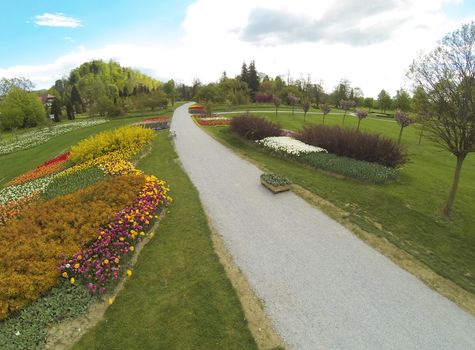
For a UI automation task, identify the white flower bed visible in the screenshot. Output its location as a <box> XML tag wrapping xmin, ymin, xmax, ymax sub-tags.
<box><xmin>0</xmin><ymin>119</ymin><xmax>109</xmax><ymax>155</ymax></box>
<box><xmin>0</xmin><ymin>175</ymin><xmax>55</xmax><ymax>204</ymax></box>
<box><xmin>258</xmin><ymin>136</ymin><xmax>327</xmax><ymax>156</ymax></box>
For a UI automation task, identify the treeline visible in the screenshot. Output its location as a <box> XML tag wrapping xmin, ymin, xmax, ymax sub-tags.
<box><xmin>176</xmin><ymin>61</ymin><xmax>425</xmax><ymax>115</ymax></box>
<box><xmin>0</xmin><ymin>60</ymin><xmax>178</xmax><ymax>133</ymax></box>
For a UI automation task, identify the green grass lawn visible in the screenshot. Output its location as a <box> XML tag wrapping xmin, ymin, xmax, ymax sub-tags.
<box><xmin>73</xmin><ymin>131</ymin><xmax>257</xmax><ymax>350</ymax></box>
<box><xmin>204</xmin><ymin>112</ymin><xmax>475</xmax><ymax>296</ymax></box>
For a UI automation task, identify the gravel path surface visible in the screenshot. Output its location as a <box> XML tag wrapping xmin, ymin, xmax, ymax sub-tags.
<box><xmin>171</xmin><ymin>103</ymin><xmax>475</xmax><ymax>350</ymax></box>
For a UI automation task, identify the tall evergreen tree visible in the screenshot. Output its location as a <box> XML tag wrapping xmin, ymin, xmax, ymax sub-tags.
<box><xmin>247</xmin><ymin>60</ymin><xmax>260</xmax><ymax>102</ymax></box>
<box><xmin>240</xmin><ymin>62</ymin><xmax>249</xmax><ymax>83</ymax></box>
<box><xmin>71</xmin><ymin>85</ymin><xmax>83</xmax><ymax>113</ymax></box>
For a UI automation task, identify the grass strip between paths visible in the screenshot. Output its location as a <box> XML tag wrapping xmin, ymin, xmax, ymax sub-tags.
<box><xmin>73</xmin><ymin>131</ymin><xmax>258</xmax><ymax>350</ymax></box>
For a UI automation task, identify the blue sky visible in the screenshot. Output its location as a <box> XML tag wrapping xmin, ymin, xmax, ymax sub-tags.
<box><xmin>1</xmin><ymin>0</ymin><xmax>474</xmax><ymax>97</ymax></box>
<box><xmin>0</xmin><ymin>1</ymin><xmax>191</xmax><ymax>66</ymax></box>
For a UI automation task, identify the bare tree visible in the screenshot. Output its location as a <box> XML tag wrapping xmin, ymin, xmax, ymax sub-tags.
<box><xmin>320</xmin><ymin>103</ymin><xmax>331</xmax><ymax>125</ymax></box>
<box><xmin>273</xmin><ymin>95</ymin><xmax>281</xmax><ymax>117</ymax></box>
<box><xmin>409</xmin><ymin>21</ymin><xmax>475</xmax><ymax>216</ymax></box>
<box><xmin>302</xmin><ymin>98</ymin><xmax>310</xmax><ymax>123</ymax></box>
<box><xmin>340</xmin><ymin>99</ymin><xmax>355</xmax><ymax>125</ymax></box>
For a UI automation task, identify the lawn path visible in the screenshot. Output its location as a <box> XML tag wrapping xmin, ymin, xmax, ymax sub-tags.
<box><xmin>171</xmin><ymin>103</ymin><xmax>475</xmax><ymax>350</ymax></box>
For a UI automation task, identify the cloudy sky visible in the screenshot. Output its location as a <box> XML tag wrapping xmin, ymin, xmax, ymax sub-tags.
<box><xmin>1</xmin><ymin>0</ymin><xmax>474</xmax><ymax>97</ymax></box>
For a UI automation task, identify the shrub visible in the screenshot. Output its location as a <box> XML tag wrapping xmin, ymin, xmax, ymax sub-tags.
<box><xmin>0</xmin><ymin>175</ymin><xmax>145</xmax><ymax>320</ymax></box>
<box><xmin>297</xmin><ymin>125</ymin><xmax>408</xmax><ymax>168</ymax></box>
<box><xmin>70</xmin><ymin>126</ymin><xmax>154</xmax><ymax>164</ymax></box>
<box><xmin>230</xmin><ymin>115</ymin><xmax>282</xmax><ymax>140</ymax></box>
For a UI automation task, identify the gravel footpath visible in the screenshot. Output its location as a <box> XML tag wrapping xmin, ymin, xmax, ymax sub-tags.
<box><xmin>171</xmin><ymin>103</ymin><xmax>475</xmax><ymax>350</ymax></box>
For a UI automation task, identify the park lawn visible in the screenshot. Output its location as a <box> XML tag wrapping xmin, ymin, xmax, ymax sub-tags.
<box><xmin>0</xmin><ymin>111</ymin><xmax>174</xmax><ymax>187</ymax></box>
<box><xmin>204</xmin><ymin>113</ymin><xmax>475</xmax><ymax>296</ymax></box>
<box><xmin>73</xmin><ymin>131</ymin><xmax>258</xmax><ymax>350</ymax></box>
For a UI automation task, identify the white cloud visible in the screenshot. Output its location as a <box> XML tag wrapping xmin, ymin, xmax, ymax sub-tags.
<box><xmin>34</xmin><ymin>13</ymin><xmax>82</xmax><ymax>28</ymax></box>
<box><xmin>1</xmin><ymin>1</ymin><xmax>473</xmax><ymax>97</ymax></box>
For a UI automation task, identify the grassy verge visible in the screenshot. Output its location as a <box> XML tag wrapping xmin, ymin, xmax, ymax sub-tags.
<box><xmin>73</xmin><ymin>131</ymin><xmax>258</xmax><ymax>350</ymax></box>
<box><xmin>205</xmin><ymin>126</ymin><xmax>475</xmax><ymax>297</ymax></box>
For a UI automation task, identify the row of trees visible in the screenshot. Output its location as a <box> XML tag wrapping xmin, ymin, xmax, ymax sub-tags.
<box><xmin>178</xmin><ymin>61</ymin><xmax>425</xmax><ymax>117</ymax></box>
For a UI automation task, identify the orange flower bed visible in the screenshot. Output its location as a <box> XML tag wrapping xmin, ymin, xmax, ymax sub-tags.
<box><xmin>143</xmin><ymin>116</ymin><xmax>169</xmax><ymax>122</ymax></box>
<box><xmin>0</xmin><ymin>175</ymin><xmax>145</xmax><ymax>320</ymax></box>
<box><xmin>8</xmin><ymin>152</ymin><xmax>70</xmax><ymax>186</ymax></box>
<box><xmin>0</xmin><ymin>194</ymin><xmax>38</xmax><ymax>226</ymax></box>
<box><xmin>196</xmin><ymin>119</ymin><xmax>231</xmax><ymax>126</ymax></box>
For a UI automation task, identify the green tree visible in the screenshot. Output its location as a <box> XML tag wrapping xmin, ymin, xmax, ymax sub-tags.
<box><xmin>247</xmin><ymin>60</ymin><xmax>260</xmax><ymax>102</ymax></box>
<box><xmin>163</xmin><ymin>80</ymin><xmax>177</xmax><ymax>106</ymax></box>
<box><xmin>393</xmin><ymin>89</ymin><xmax>412</xmax><ymax>112</ymax></box>
<box><xmin>377</xmin><ymin>89</ymin><xmax>392</xmax><ymax>113</ymax></box>
<box><xmin>50</xmin><ymin>98</ymin><xmax>62</xmax><ymax>122</ymax></box>
<box><xmin>364</xmin><ymin>97</ymin><xmax>374</xmax><ymax>112</ymax></box>
<box><xmin>0</xmin><ymin>88</ymin><xmax>46</xmax><ymax>129</ymax></box>
<box><xmin>409</xmin><ymin>21</ymin><xmax>475</xmax><ymax>216</ymax></box>
<box><xmin>411</xmin><ymin>85</ymin><xmax>431</xmax><ymax>145</ymax></box>
<box><xmin>0</xmin><ymin>77</ymin><xmax>34</xmax><ymax>96</ymax></box>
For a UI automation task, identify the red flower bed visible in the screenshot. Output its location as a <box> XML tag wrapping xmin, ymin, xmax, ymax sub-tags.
<box><xmin>143</xmin><ymin>116</ymin><xmax>169</xmax><ymax>122</ymax></box>
<box><xmin>8</xmin><ymin>152</ymin><xmax>70</xmax><ymax>186</ymax></box>
<box><xmin>197</xmin><ymin>119</ymin><xmax>231</xmax><ymax>126</ymax></box>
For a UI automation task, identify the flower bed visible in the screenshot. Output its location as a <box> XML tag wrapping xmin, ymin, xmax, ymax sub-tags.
<box><xmin>0</xmin><ymin>124</ymin><xmax>172</xmax><ymax>321</ymax></box>
<box><xmin>258</xmin><ymin>136</ymin><xmax>327</xmax><ymax>156</ymax></box>
<box><xmin>0</xmin><ymin>175</ymin><xmax>147</xmax><ymax>320</ymax></box>
<box><xmin>0</xmin><ymin>175</ymin><xmax>55</xmax><ymax>205</ymax></box>
<box><xmin>260</xmin><ymin>173</ymin><xmax>291</xmax><ymax>193</ymax></box>
<box><xmin>196</xmin><ymin>119</ymin><xmax>231</xmax><ymax>126</ymax></box>
<box><xmin>8</xmin><ymin>152</ymin><xmax>70</xmax><ymax>186</ymax></box>
<box><xmin>60</xmin><ymin>175</ymin><xmax>170</xmax><ymax>293</ymax></box>
<box><xmin>188</xmin><ymin>104</ymin><xmax>205</xmax><ymax>115</ymax></box>
<box><xmin>0</xmin><ymin>119</ymin><xmax>108</xmax><ymax>155</ymax></box>
<box><xmin>70</xmin><ymin>125</ymin><xmax>153</xmax><ymax>164</ymax></box>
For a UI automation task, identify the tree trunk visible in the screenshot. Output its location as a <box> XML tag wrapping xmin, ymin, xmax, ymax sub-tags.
<box><xmin>398</xmin><ymin>126</ymin><xmax>404</xmax><ymax>144</ymax></box>
<box><xmin>443</xmin><ymin>155</ymin><xmax>466</xmax><ymax>216</ymax></box>
<box><xmin>323</xmin><ymin>114</ymin><xmax>326</xmax><ymax>125</ymax></box>
<box><xmin>418</xmin><ymin>125</ymin><xmax>424</xmax><ymax>145</ymax></box>
<box><xmin>357</xmin><ymin>119</ymin><xmax>361</xmax><ymax>131</ymax></box>
<box><xmin>275</xmin><ymin>107</ymin><xmax>278</xmax><ymax>117</ymax></box>
<box><xmin>304</xmin><ymin>111</ymin><xmax>307</xmax><ymax>123</ymax></box>
<box><xmin>342</xmin><ymin>111</ymin><xmax>347</xmax><ymax>125</ymax></box>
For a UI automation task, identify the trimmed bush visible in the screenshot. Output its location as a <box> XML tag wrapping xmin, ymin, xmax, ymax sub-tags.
<box><xmin>297</xmin><ymin>125</ymin><xmax>407</xmax><ymax>168</ymax></box>
<box><xmin>230</xmin><ymin>115</ymin><xmax>282</xmax><ymax>140</ymax></box>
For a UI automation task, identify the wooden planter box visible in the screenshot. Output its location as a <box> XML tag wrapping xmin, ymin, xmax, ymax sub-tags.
<box><xmin>260</xmin><ymin>177</ymin><xmax>291</xmax><ymax>193</ymax></box>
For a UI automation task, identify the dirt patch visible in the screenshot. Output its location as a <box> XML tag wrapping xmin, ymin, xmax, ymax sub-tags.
<box><xmin>292</xmin><ymin>185</ymin><xmax>475</xmax><ymax>316</ymax></box>
<box><xmin>207</xmin><ymin>218</ymin><xmax>287</xmax><ymax>350</ymax></box>
<box><xmin>44</xmin><ymin>215</ymin><xmax>164</xmax><ymax>350</ymax></box>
